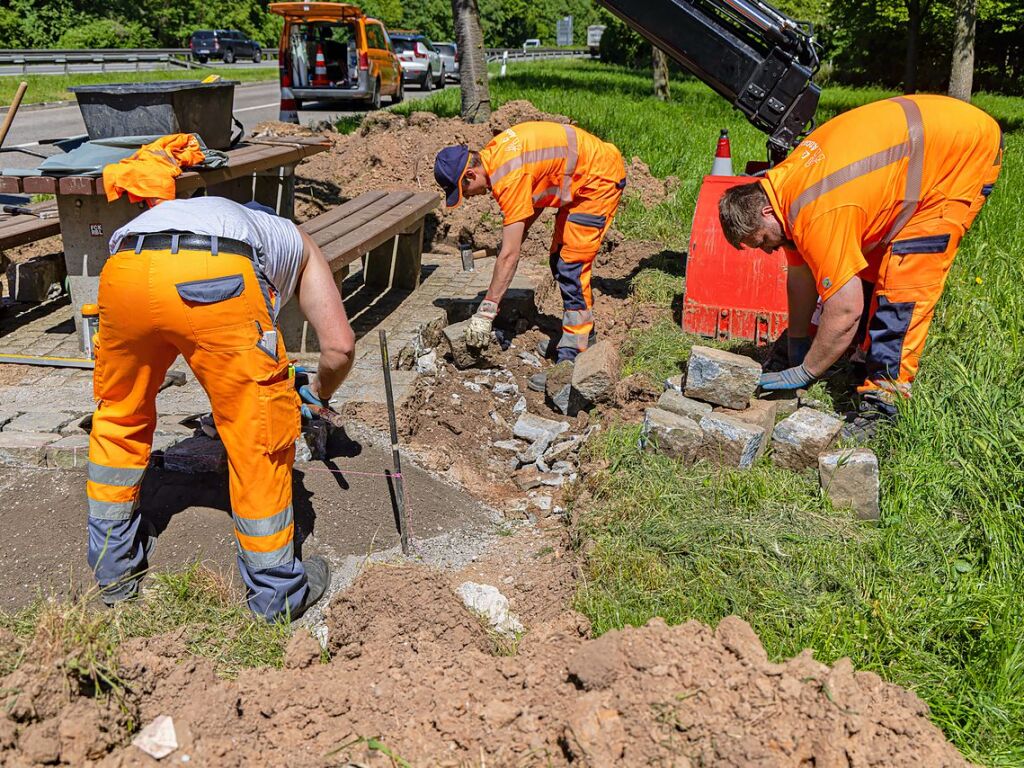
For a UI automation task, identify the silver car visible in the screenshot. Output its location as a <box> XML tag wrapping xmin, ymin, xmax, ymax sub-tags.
<box><xmin>435</xmin><ymin>42</ymin><xmax>460</xmax><ymax>82</ymax></box>
<box><xmin>391</xmin><ymin>33</ymin><xmax>445</xmax><ymax>90</ymax></box>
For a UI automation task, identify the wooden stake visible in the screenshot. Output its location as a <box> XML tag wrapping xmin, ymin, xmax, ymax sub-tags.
<box><xmin>0</xmin><ymin>82</ymin><xmax>29</xmax><ymax>150</ymax></box>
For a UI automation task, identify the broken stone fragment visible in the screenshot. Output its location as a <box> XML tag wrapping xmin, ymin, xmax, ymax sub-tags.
<box><xmin>295</xmin><ymin>419</ymin><xmax>328</xmax><ymax>463</ymax></box>
<box><xmin>657</xmin><ymin>391</ymin><xmax>712</xmax><ymax>423</ymax></box>
<box><xmin>640</xmin><ymin>407</ymin><xmax>703</xmax><ymax>464</ymax></box>
<box><xmin>545</xmin><ymin>360</ymin><xmax>576</xmax><ymax>415</ymax></box>
<box><xmin>493</xmin><ymin>439</ymin><xmax>526</xmax><ymax>453</ymax></box>
<box><xmin>818</xmin><ymin>447</ymin><xmax>880</xmax><ymax>519</ymax></box>
<box><xmin>663</xmin><ymin>373</ymin><xmax>684</xmax><ymax>393</ymax></box>
<box><xmin>544</xmin><ymin>436</ymin><xmax>581</xmax><ymax>463</ymax></box>
<box><xmin>414</xmin><ymin>349</ymin><xmax>438</xmax><ymax>375</ymax></box>
<box><xmin>513</xmin><ymin>412</ymin><xmax>570</xmax><ymax>444</ymax></box>
<box><xmin>455</xmin><ymin>582</ymin><xmax>524</xmax><ymax>637</ymax></box>
<box><xmin>571</xmin><ymin>341</ymin><xmax>620</xmax><ymax>405</ymax></box>
<box><xmin>684</xmin><ymin>345</ymin><xmax>761</xmax><ymax>410</ymax></box>
<box><xmin>771</xmin><ymin>407</ymin><xmax>843</xmax><ymax>471</ymax></box>
<box><xmin>163</xmin><ymin>434</ymin><xmax>227</xmax><ymax>474</ymax></box>
<box><xmin>442</xmin><ymin>320</ymin><xmax>498</xmax><ymax>370</ymax></box>
<box><xmin>713</xmin><ymin>398</ymin><xmax>779</xmax><ymax>461</ymax></box>
<box><xmin>513</xmin><ymin>466</ymin><xmax>544</xmax><ymax>490</ymax></box>
<box><xmin>517</xmin><ymin>434</ymin><xmax>553</xmax><ymax>466</ymax></box>
<box><xmin>699</xmin><ymin>412</ymin><xmax>766</xmax><ymax>469</ymax></box>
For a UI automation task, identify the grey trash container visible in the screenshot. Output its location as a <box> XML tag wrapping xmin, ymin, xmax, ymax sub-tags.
<box><xmin>69</xmin><ymin>80</ymin><xmax>239</xmax><ymax>150</ymax></box>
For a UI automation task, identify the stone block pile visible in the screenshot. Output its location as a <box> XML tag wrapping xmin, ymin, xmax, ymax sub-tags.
<box><xmin>640</xmin><ymin>345</ymin><xmax>880</xmax><ymax>519</ymax></box>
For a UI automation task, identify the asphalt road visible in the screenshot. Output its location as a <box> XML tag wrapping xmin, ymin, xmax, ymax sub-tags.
<box><xmin>0</xmin><ymin>59</ymin><xmax>276</xmax><ymax>77</ymax></box>
<box><xmin>0</xmin><ymin>79</ymin><xmax>450</xmax><ymax>168</ymax></box>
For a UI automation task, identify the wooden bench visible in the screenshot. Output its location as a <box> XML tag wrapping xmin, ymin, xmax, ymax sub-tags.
<box><xmin>0</xmin><ymin>199</ymin><xmax>60</xmax><ymax>251</ymax></box>
<box><xmin>280</xmin><ymin>189</ymin><xmax>439</xmax><ymax>353</ymax></box>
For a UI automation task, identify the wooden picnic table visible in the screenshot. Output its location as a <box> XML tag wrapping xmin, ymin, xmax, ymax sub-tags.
<box><xmin>0</xmin><ymin>136</ymin><xmax>329</xmax><ymax>332</ymax></box>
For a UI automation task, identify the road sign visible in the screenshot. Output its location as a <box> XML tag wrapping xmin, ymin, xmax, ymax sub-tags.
<box><xmin>557</xmin><ymin>16</ymin><xmax>573</xmax><ymax>47</ymax></box>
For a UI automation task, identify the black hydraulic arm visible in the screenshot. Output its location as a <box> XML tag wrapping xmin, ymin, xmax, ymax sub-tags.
<box><xmin>596</xmin><ymin>0</ymin><xmax>821</xmax><ymax>163</ymax></box>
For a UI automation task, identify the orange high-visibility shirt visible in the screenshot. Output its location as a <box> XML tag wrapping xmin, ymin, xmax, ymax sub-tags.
<box><xmin>761</xmin><ymin>94</ymin><xmax>1001</xmax><ymax>300</ymax></box>
<box><xmin>480</xmin><ymin>121</ymin><xmax>623</xmax><ymax>225</ymax></box>
<box><xmin>103</xmin><ymin>133</ymin><xmax>207</xmax><ymax>205</ymax></box>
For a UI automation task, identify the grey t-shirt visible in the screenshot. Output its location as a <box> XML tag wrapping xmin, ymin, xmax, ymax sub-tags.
<box><xmin>109</xmin><ymin>197</ymin><xmax>305</xmax><ymax>317</ymax></box>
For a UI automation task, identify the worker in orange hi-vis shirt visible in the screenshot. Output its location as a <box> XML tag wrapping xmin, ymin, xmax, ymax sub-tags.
<box><xmin>434</xmin><ymin>121</ymin><xmax>626</xmax><ymax>391</ymax></box>
<box><xmin>718</xmin><ymin>95</ymin><xmax>1002</xmax><ymax>440</ymax></box>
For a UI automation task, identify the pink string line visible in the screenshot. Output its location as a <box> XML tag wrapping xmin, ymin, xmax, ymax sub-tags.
<box><xmin>302</xmin><ymin>466</ymin><xmax>402</xmax><ymax>480</ymax></box>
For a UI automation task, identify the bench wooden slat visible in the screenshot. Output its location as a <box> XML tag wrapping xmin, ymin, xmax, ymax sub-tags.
<box><xmin>0</xmin><ymin>177</ymin><xmax>23</xmax><ymax>193</ymax></box>
<box><xmin>0</xmin><ymin>204</ymin><xmax>61</xmax><ymax>248</ymax></box>
<box><xmin>309</xmin><ymin>191</ymin><xmax>414</xmax><ymax>251</ymax></box>
<box><xmin>300</xmin><ymin>190</ymin><xmax>389</xmax><ymax>236</ymax></box>
<box><xmin>23</xmin><ymin>176</ymin><xmax>57</xmax><ymax>194</ymax></box>
<box><xmin>177</xmin><ymin>142</ymin><xmax>323</xmax><ymax>193</ymax></box>
<box><xmin>321</xmin><ymin>192</ymin><xmax>438</xmax><ymax>268</ymax></box>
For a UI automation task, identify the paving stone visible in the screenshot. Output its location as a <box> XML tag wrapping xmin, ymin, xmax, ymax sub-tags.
<box><xmin>44</xmin><ymin>434</ymin><xmax>91</xmax><ymax>469</ymax></box>
<box><xmin>545</xmin><ymin>360</ymin><xmax>575</xmax><ymax>415</ymax></box>
<box><xmin>58</xmin><ymin>414</ymin><xmax>93</xmax><ymax>436</ymax></box>
<box><xmin>684</xmin><ymin>345</ymin><xmax>761</xmax><ymax>410</ymax></box>
<box><xmin>772</xmin><ymin>407</ymin><xmax>843</xmax><ymax>471</ymax></box>
<box><xmin>713</xmin><ymin>398</ymin><xmax>779</xmax><ymax>460</ymax></box>
<box><xmin>6</xmin><ymin>253</ymin><xmax>66</xmax><ymax>303</ymax></box>
<box><xmin>640</xmin><ymin>407</ymin><xmax>703</xmax><ymax>464</ymax></box>
<box><xmin>0</xmin><ymin>431</ymin><xmax>56</xmax><ymax>466</ymax></box>
<box><xmin>818</xmin><ymin>448</ymin><xmax>880</xmax><ymax>520</ymax></box>
<box><xmin>442</xmin><ymin>320</ymin><xmax>499</xmax><ymax>370</ymax></box>
<box><xmin>0</xmin><ymin>411</ymin><xmax>18</xmax><ymax>429</ymax></box>
<box><xmin>295</xmin><ymin>419</ymin><xmax>328</xmax><ymax>463</ymax></box>
<box><xmin>151</xmin><ymin>433</ymin><xmax>187</xmax><ymax>454</ymax></box>
<box><xmin>155</xmin><ymin>415</ymin><xmax>200</xmax><ymax>436</ymax></box>
<box><xmin>570</xmin><ymin>341</ymin><xmax>620</xmax><ymax>405</ymax></box>
<box><xmin>699</xmin><ymin>412</ymin><xmax>766</xmax><ymax>469</ymax></box>
<box><xmin>3</xmin><ymin>411</ymin><xmax>78</xmax><ymax>434</ymax></box>
<box><xmin>163</xmin><ymin>435</ymin><xmax>227</xmax><ymax>474</ymax></box>
<box><xmin>657</xmin><ymin>391</ymin><xmax>712</xmax><ymax>423</ymax></box>
<box><xmin>513</xmin><ymin>412</ymin><xmax>569</xmax><ymax>443</ymax></box>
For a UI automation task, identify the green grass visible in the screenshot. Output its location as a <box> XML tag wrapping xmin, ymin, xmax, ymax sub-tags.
<box><xmin>0</xmin><ymin>68</ymin><xmax>276</xmax><ymax>106</ymax></box>
<box><xmin>0</xmin><ymin>564</ymin><xmax>295</xmax><ymax>686</ymax></box>
<box><xmin>401</xmin><ymin>61</ymin><xmax>1024</xmax><ymax>765</ymax></box>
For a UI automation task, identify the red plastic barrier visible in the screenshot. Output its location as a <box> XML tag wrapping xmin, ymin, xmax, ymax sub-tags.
<box><xmin>683</xmin><ymin>175</ymin><xmax>789</xmax><ymax>346</ymax></box>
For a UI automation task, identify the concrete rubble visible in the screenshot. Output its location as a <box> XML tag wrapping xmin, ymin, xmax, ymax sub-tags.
<box><xmin>772</xmin><ymin>407</ymin><xmax>843</xmax><ymax>471</ymax></box>
<box><xmin>684</xmin><ymin>345</ymin><xmax>761</xmax><ymax>410</ymax></box>
<box><xmin>818</xmin><ymin>447</ymin><xmax>880</xmax><ymax>519</ymax></box>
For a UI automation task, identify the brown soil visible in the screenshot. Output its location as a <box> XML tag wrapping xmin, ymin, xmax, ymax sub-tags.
<box><xmin>0</xmin><ymin>559</ymin><xmax>972</xmax><ymax>767</ymax></box>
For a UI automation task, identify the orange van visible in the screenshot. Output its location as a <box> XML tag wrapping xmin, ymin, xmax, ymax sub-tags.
<box><xmin>269</xmin><ymin>2</ymin><xmax>403</xmax><ymax>109</ymax></box>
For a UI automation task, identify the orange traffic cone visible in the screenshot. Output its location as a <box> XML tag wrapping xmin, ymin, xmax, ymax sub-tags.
<box><xmin>279</xmin><ymin>71</ymin><xmax>299</xmax><ymax>124</ymax></box>
<box><xmin>711</xmin><ymin>128</ymin><xmax>734</xmax><ymax>176</ymax></box>
<box><xmin>312</xmin><ymin>44</ymin><xmax>329</xmax><ymax>87</ymax></box>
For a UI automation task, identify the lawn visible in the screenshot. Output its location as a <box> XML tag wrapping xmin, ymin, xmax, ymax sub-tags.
<box><xmin>0</xmin><ymin>67</ymin><xmax>276</xmax><ymax>106</ymax></box>
<box><xmin>406</xmin><ymin>61</ymin><xmax>1024</xmax><ymax>765</ymax></box>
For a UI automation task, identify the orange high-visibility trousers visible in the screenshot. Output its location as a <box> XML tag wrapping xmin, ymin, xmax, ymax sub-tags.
<box><xmin>549</xmin><ymin>146</ymin><xmax>626</xmax><ymax>362</ymax></box>
<box><xmin>858</xmin><ymin>131</ymin><xmax>1003</xmax><ymax>400</ymax></box>
<box><xmin>87</xmin><ymin>243</ymin><xmax>305</xmax><ymax>618</ymax></box>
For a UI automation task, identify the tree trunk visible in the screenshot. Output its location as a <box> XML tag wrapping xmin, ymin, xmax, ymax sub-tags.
<box><xmin>652</xmin><ymin>46</ymin><xmax>670</xmax><ymax>101</ymax></box>
<box><xmin>948</xmin><ymin>0</ymin><xmax>977</xmax><ymax>101</ymax></box>
<box><xmin>451</xmin><ymin>0</ymin><xmax>491</xmax><ymax>123</ymax></box>
<box><xmin>903</xmin><ymin>0</ymin><xmax>921</xmax><ymax>93</ymax></box>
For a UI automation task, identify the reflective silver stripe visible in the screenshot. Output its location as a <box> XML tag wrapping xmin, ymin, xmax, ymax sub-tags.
<box><xmin>234</xmin><ymin>504</ymin><xmax>293</xmax><ymax>539</ymax></box>
<box><xmin>880</xmin><ymin>96</ymin><xmax>924</xmax><ymax>248</ymax></box>
<box><xmin>787</xmin><ymin>141</ymin><xmax>910</xmax><ymax>229</ymax></box>
<box><xmin>238</xmin><ymin>540</ymin><xmax>294</xmax><ymax>570</ymax></box>
<box><xmin>563</xmin><ymin>309</ymin><xmax>594</xmax><ymax>326</ymax></box>
<box><xmin>88</xmin><ymin>462</ymin><xmax>145</xmax><ymax>487</ymax></box>
<box><xmin>532</xmin><ymin>186</ymin><xmax>561</xmax><ymax>204</ymax></box>
<box><xmin>557</xmin><ymin>331</ymin><xmax>591</xmax><ymax>349</ymax></box>
<box><xmin>489</xmin><ymin>146</ymin><xmax>568</xmax><ymax>186</ymax></box>
<box><xmin>561</xmin><ymin>125</ymin><xmax>578</xmax><ymax>203</ymax></box>
<box><xmin>88</xmin><ymin>498</ymin><xmax>137</xmax><ymax>521</ymax></box>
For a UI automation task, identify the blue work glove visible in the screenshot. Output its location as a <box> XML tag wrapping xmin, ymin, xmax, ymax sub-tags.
<box><xmin>294</xmin><ymin>365</ymin><xmax>328</xmax><ymax>419</ymax></box>
<box><xmin>759</xmin><ymin>363</ymin><xmax>816</xmax><ymax>391</ymax></box>
<box><xmin>788</xmin><ymin>335</ymin><xmax>812</xmax><ymax>367</ymax></box>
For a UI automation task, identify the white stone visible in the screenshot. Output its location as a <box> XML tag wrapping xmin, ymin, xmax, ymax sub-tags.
<box><xmin>132</xmin><ymin>715</ymin><xmax>177</xmax><ymax>760</ymax></box>
<box><xmin>456</xmin><ymin>582</ymin><xmax>524</xmax><ymax>637</ymax></box>
<box><xmin>513</xmin><ymin>412</ymin><xmax>569</xmax><ymax>443</ymax></box>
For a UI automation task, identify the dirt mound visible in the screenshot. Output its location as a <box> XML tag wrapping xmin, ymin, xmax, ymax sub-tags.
<box><xmin>274</xmin><ymin>99</ymin><xmax>674</xmax><ymax>260</ymax></box>
<box><xmin>0</xmin><ymin>566</ymin><xmax>972</xmax><ymax>767</ymax></box>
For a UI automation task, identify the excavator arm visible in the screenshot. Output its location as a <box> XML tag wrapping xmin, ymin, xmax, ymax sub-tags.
<box><xmin>596</xmin><ymin>0</ymin><xmax>821</xmax><ymax>163</ymax></box>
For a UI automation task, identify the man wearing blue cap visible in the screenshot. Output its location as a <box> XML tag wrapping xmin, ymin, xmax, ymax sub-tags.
<box><xmin>434</xmin><ymin>121</ymin><xmax>626</xmax><ymax>387</ymax></box>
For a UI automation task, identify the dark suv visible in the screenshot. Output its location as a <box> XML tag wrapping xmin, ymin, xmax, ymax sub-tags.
<box><xmin>190</xmin><ymin>30</ymin><xmax>262</xmax><ymax>64</ymax></box>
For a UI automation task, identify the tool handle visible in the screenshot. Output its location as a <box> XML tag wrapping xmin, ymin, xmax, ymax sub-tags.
<box><xmin>0</xmin><ymin>82</ymin><xmax>28</xmax><ymax>150</ymax></box>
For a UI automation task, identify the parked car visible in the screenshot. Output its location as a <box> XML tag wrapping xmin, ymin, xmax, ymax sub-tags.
<box><xmin>434</xmin><ymin>41</ymin><xmax>459</xmax><ymax>82</ymax></box>
<box><xmin>522</xmin><ymin>38</ymin><xmax>541</xmax><ymax>49</ymax></box>
<box><xmin>269</xmin><ymin>2</ymin><xmax>403</xmax><ymax>109</ymax></box>
<box><xmin>390</xmin><ymin>32</ymin><xmax>445</xmax><ymax>91</ymax></box>
<box><xmin>190</xmin><ymin>29</ymin><xmax>262</xmax><ymax>64</ymax></box>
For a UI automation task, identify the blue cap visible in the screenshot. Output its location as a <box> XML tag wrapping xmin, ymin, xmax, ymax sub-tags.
<box><xmin>434</xmin><ymin>145</ymin><xmax>470</xmax><ymax>208</ymax></box>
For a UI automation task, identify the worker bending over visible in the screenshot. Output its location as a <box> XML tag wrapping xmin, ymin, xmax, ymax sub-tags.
<box><xmin>87</xmin><ymin>197</ymin><xmax>355</xmax><ymax>620</ymax></box>
<box><xmin>719</xmin><ymin>95</ymin><xmax>1001</xmax><ymax>437</ymax></box>
<box><xmin>434</xmin><ymin>121</ymin><xmax>626</xmax><ymax>389</ymax></box>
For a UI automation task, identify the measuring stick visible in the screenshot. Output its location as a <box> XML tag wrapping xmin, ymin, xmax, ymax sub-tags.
<box><xmin>378</xmin><ymin>329</ymin><xmax>409</xmax><ymax>554</ymax></box>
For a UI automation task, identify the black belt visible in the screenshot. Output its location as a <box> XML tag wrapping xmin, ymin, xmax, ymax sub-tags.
<box><xmin>116</xmin><ymin>233</ymin><xmax>254</xmax><ymax>259</ymax></box>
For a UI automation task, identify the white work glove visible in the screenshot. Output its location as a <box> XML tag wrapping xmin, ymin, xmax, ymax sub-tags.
<box><xmin>465</xmin><ymin>299</ymin><xmax>498</xmax><ymax>348</ymax></box>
